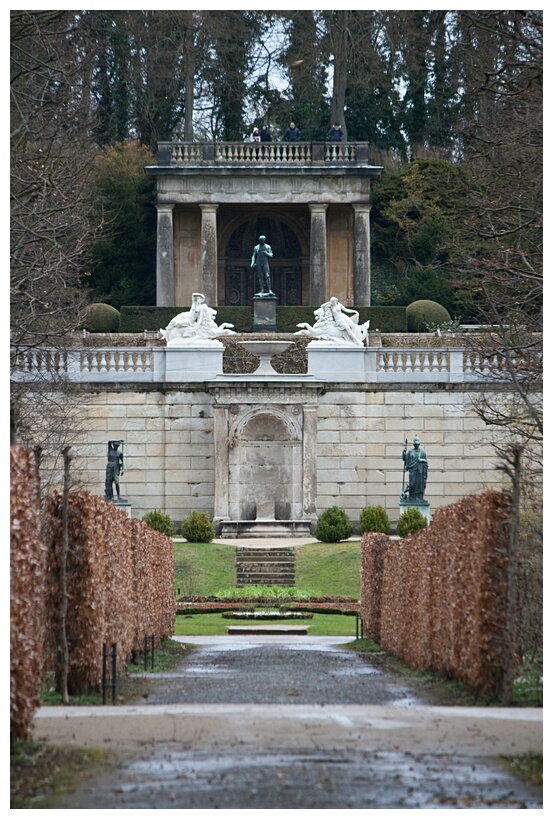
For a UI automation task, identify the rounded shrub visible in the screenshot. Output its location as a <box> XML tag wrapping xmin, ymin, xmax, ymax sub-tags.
<box><xmin>82</xmin><ymin>303</ymin><xmax>121</xmax><ymax>333</ymax></box>
<box><xmin>181</xmin><ymin>511</ymin><xmax>216</xmax><ymax>543</ymax></box>
<box><xmin>313</xmin><ymin>506</ymin><xmax>354</xmax><ymax>543</ymax></box>
<box><xmin>142</xmin><ymin>509</ymin><xmax>176</xmax><ymax>537</ymax></box>
<box><xmin>396</xmin><ymin>507</ymin><xmax>428</xmax><ymax>537</ymax></box>
<box><xmin>359</xmin><ymin>505</ymin><xmax>391</xmax><ymax>535</ymax></box>
<box><xmin>406</xmin><ymin>300</ymin><xmax>451</xmax><ymax>333</ymax></box>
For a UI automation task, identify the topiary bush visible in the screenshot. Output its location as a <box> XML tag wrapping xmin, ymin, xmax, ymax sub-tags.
<box><xmin>360</xmin><ymin>505</ymin><xmax>391</xmax><ymax>534</ymax></box>
<box><xmin>181</xmin><ymin>511</ymin><xmax>216</xmax><ymax>543</ymax></box>
<box><xmin>313</xmin><ymin>506</ymin><xmax>354</xmax><ymax>543</ymax></box>
<box><xmin>396</xmin><ymin>507</ymin><xmax>428</xmax><ymax>537</ymax></box>
<box><xmin>406</xmin><ymin>300</ymin><xmax>451</xmax><ymax>333</ymax></box>
<box><xmin>142</xmin><ymin>509</ymin><xmax>176</xmax><ymax>537</ymax></box>
<box><xmin>82</xmin><ymin>303</ymin><xmax>121</xmax><ymax>333</ymax></box>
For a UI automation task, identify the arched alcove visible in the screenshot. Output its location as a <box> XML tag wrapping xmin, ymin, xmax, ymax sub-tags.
<box><xmin>228</xmin><ymin>407</ymin><xmax>303</xmax><ymax>521</ymax></box>
<box><xmin>224</xmin><ymin>217</ymin><xmax>303</xmax><ymax>306</ymax></box>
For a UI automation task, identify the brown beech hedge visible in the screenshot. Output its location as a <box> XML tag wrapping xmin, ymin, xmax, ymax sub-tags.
<box><xmin>11</xmin><ymin>447</ymin><xmax>175</xmax><ymax>739</ymax></box>
<box><xmin>360</xmin><ymin>491</ymin><xmax>512</xmax><ymax>696</ymax></box>
<box><xmin>10</xmin><ymin>447</ymin><xmax>49</xmax><ymax>741</ymax></box>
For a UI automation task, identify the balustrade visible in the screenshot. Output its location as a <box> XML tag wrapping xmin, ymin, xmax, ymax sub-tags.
<box><xmin>11</xmin><ymin>345</ymin><xmax>505</xmax><ymax>384</ymax></box>
<box><xmin>158</xmin><ymin>141</ymin><xmax>370</xmax><ymax>167</ymax></box>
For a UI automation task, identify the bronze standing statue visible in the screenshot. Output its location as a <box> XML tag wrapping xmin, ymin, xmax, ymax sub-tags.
<box><xmin>104</xmin><ymin>440</ymin><xmax>125</xmax><ymax>502</ymax></box>
<box><xmin>251</xmin><ymin>235</ymin><xmax>275</xmax><ymax>297</ymax></box>
<box><xmin>401</xmin><ymin>436</ymin><xmax>428</xmax><ymax>501</ymax></box>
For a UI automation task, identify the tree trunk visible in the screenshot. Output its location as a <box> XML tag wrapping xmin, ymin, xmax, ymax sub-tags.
<box><xmin>502</xmin><ymin>444</ymin><xmax>522</xmax><ymax>705</ymax></box>
<box><xmin>58</xmin><ymin>446</ymin><xmax>72</xmax><ymax>703</ymax></box>
<box><xmin>329</xmin><ymin>11</ymin><xmax>349</xmax><ymax>141</ymax></box>
<box><xmin>183</xmin><ymin>14</ymin><xmax>195</xmax><ymax>141</ymax></box>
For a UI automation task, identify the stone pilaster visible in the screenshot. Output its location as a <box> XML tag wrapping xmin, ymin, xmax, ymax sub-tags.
<box><xmin>156</xmin><ymin>204</ymin><xmax>174</xmax><ymax>306</ymax></box>
<box><xmin>309</xmin><ymin>204</ymin><xmax>328</xmax><ymax>305</ymax></box>
<box><xmin>302</xmin><ymin>405</ymin><xmax>318</xmax><ymax>519</ymax></box>
<box><xmin>200</xmin><ymin>204</ymin><xmax>219</xmax><ymax>305</ymax></box>
<box><xmin>213</xmin><ymin>403</ymin><xmax>229</xmax><ymax>522</ymax></box>
<box><xmin>353</xmin><ymin>204</ymin><xmax>372</xmax><ymax>306</ymax></box>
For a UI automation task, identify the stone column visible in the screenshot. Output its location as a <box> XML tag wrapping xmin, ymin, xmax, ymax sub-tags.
<box><xmin>309</xmin><ymin>204</ymin><xmax>328</xmax><ymax>305</ymax></box>
<box><xmin>156</xmin><ymin>204</ymin><xmax>174</xmax><ymax>306</ymax></box>
<box><xmin>353</xmin><ymin>204</ymin><xmax>372</xmax><ymax>306</ymax></box>
<box><xmin>213</xmin><ymin>404</ymin><xmax>229</xmax><ymax>522</ymax></box>
<box><xmin>302</xmin><ymin>405</ymin><xmax>318</xmax><ymax>519</ymax></box>
<box><xmin>200</xmin><ymin>204</ymin><xmax>219</xmax><ymax>305</ymax></box>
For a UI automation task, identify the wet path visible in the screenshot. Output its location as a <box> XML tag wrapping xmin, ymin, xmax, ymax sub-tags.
<box><xmin>140</xmin><ymin>636</ymin><xmax>420</xmax><ymax>706</ymax></box>
<box><xmin>36</xmin><ymin>636</ymin><xmax>543</xmax><ymax>809</ymax></box>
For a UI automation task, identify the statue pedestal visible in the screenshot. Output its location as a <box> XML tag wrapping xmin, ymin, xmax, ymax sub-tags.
<box><xmin>253</xmin><ymin>296</ymin><xmax>277</xmax><ymax>332</ymax></box>
<box><xmin>112</xmin><ymin>500</ymin><xmax>132</xmax><ymax>518</ymax></box>
<box><xmin>399</xmin><ymin>499</ymin><xmax>431</xmax><ymax>526</ymax></box>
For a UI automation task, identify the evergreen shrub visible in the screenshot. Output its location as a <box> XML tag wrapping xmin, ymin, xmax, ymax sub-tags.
<box><xmin>82</xmin><ymin>303</ymin><xmax>121</xmax><ymax>333</ymax></box>
<box><xmin>120</xmin><ymin>306</ymin><xmax>252</xmax><ymax>333</ymax></box>
<box><xmin>276</xmin><ymin>306</ymin><xmax>407</xmax><ymax>333</ymax></box>
<box><xmin>406</xmin><ymin>300</ymin><xmax>451</xmax><ymax>332</ymax></box>
<box><xmin>360</xmin><ymin>505</ymin><xmax>391</xmax><ymax>534</ymax></box>
<box><xmin>396</xmin><ymin>507</ymin><xmax>428</xmax><ymax>537</ymax></box>
<box><xmin>181</xmin><ymin>511</ymin><xmax>216</xmax><ymax>543</ymax></box>
<box><xmin>142</xmin><ymin>509</ymin><xmax>176</xmax><ymax>537</ymax></box>
<box><xmin>314</xmin><ymin>506</ymin><xmax>354</xmax><ymax>543</ymax></box>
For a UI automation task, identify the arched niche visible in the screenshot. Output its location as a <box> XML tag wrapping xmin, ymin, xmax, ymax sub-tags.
<box><xmin>221</xmin><ymin>216</ymin><xmax>306</xmax><ymax>306</ymax></box>
<box><xmin>228</xmin><ymin>407</ymin><xmax>303</xmax><ymax>521</ymax></box>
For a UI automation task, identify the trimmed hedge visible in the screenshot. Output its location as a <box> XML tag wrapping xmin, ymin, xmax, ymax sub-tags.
<box><xmin>120</xmin><ymin>305</ymin><xmax>407</xmax><ymax>334</ymax></box>
<box><xmin>83</xmin><ymin>303</ymin><xmax>121</xmax><ymax>333</ymax></box>
<box><xmin>10</xmin><ymin>448</ymin><xmax>48</xmax><ymax>741</ymax></box>
<box><xmin>406</xmin><ymin>300</ymin><xmax>451</xmax><ymax>332</ymax></box>
<box><xmin>360</xmin><ymin>491</ymin><xmax>512</xmax><ymax>696</ymax></box>
<box><xmin>121</xmin><ymin>305</ymin><xmax>252</xmax><ymax>333</ymax></box>
<box><xmin>276</xmin><ymin>306</ymin><xmax>407</xmax><ymax>333</ymax></box>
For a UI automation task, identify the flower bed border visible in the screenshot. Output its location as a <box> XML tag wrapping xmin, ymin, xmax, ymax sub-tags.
<box><xmin>176</xmin><ymin>597</ymin><xmax>360</xmax><ymax>616</ymax></box>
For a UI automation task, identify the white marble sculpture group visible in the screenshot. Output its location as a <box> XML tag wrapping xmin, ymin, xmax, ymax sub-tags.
<box><xmin>160</xmin><ymin>294</ymin><xmax>369</xmax><ymax>347</ymax></box>
<box><xmin>295</xmin><ymin>297</ymin><xmax>370</xmax><ymax>346</ymax></box>
<box><xmin>160</xmin><ymin>293</ymin><xmax>236</xmax><ymax>345</ymax></box>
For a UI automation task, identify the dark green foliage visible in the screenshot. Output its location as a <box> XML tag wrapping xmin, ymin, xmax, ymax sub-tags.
<box><xmin>396</xmin><ymin>507</ymin><xmax>428</xmax><ymax>537</ymax></box>
<box><xmin>120</xmin><ymin>306</ymin><xmax>252</xmax><ymax>333</ymax></box>
<box><xmin>82</xmin><ymin>303</ymin><xmax>121</xmax><ymax>333</ymax></box>
<box><xmin>120</xmin><ymin>306</ymin><xmax>407</xmax><ymax>334</ymax></box>
<box><xmin>314</xmin><ymin>506</ymin><xmax>354</xmax><ymax>543</ymax></box>
<box><xmin>359</xmin><ymin>505</ymin><xmax>390</xmax><ymax>534</ymax></box>
<box><xmin>370</xmin><ymin>160</ymin><xmax>469</xmax><ymax>315</ymax></box>
<box><xmin>142</xmin><ymin>509</ymin><xmax>176</xmax><ymax>537</ymax></box>
<box><xmin>181</xmin><ymin>511</ymin><xmax>216</xmax><ymax>543</ymax></box>
<box><xmin>406</xmin><ymin>300</ymin><xmax>451</xmax><ymax>332</ymax></box>
<box><xmin>87</xmin><ymin>141</ymin><xmax>157</xmax><ymax>310</ymax></box>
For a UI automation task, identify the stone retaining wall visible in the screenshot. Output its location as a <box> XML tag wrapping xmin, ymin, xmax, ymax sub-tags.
<box><xmin>46</xmin><ymin>381</ymin><xmax>503</xmax><ymax>527</ymax></box>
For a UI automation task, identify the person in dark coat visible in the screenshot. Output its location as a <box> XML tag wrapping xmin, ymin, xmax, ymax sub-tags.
<box><xmin>327</xmin><ymin>122</ymin><xmax>343</xmax><ymax>142</ymax></box>
<box><xmin>284</xmin><ymin>122</ymin><xmax>301</xmax><ymax>141</ymax></box>
<box><xmin>260</xmin><ymin>125</ymin><xmax>272</xmax><ymax>142</ymax></box>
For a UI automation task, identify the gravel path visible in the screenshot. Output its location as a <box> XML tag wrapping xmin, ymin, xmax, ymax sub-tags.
<box><xmin>36</xmin><ymin>635</ymin><xmax>543</xmax><ymax>809</ymax></box>
<box><xmin>139</xmin><ymin>636</ymin><xmax>419</xmax><ymax>706</ymax></box>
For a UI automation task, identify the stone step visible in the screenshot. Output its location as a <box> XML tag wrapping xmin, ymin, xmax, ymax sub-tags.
<box><xmin>227</xmin><ymin>625</ymin><xmax>309</xmax><ymax>635</ymax></box>
<box><xmin>236</xmin><ymin>579</ymin><xmax>296</xmax><ymax>587</ymax></box>
<box><xmin>235</xmin><ymin>545</ymin><xmax>295</xmax><ymax>587</ymax></box>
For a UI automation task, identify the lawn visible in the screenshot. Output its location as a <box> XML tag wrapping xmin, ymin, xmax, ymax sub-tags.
<box><xmin>173</xmin><ymin>539</ymin><xmax>361</xmax><ymax>599</ymax></box>
<box><xmin>295</xmin><ymin>541</ymin><xmax>361</xmax><ymax>598</ymax></box>
<box><xmin>173</xmin><ymin>540</ymin><xmax>235</xmax><ymax>596</ymax></box>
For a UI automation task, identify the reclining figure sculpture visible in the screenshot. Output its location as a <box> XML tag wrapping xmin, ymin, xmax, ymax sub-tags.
<box><xmin>160</xmin><ymin>293</ymin><xmax>236</xmax><ymax>345</ymax></box>
<box><xmin>295</xmin><ymin>297</ymin><xmax>370</xmax><ymax>346</ymax></box>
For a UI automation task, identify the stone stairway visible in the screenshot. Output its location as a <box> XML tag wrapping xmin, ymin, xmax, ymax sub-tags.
<box><xmin>235</xmin><ymin>547</ymin><xmax>295</xmax><ymax>587</ymax></box>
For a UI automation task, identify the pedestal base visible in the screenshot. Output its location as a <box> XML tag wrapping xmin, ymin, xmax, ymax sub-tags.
<box><xmin>112</xmin><ymin>500</ymin><xmax>132</xmax><ymax>518</ymax></box>
<box><xmin>253</xmin><ymin>296</ymin><xmax>277</xmax><ymax>332</ymax></box>
<box><xmin>399</xmin><ymin>499</ymin><xmax>431</xmax><ymax>525</ymax></box>
<box><xmin>219</xmin><ymin>519</ymin><xmax>313</xmax><ymax>538</ymax></box>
